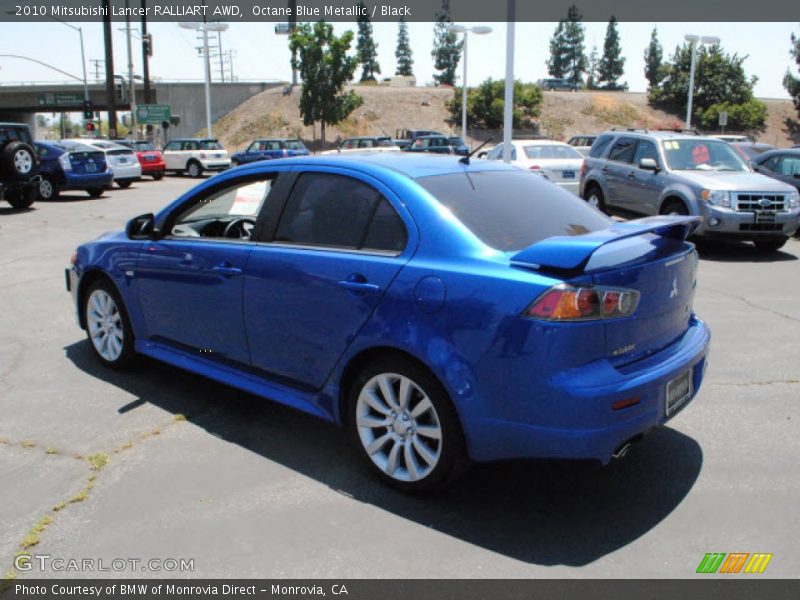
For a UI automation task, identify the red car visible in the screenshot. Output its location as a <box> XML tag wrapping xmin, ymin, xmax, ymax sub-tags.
<box><xmin>115</xmin><ymin>140</ymin><xmax>166</xmax><ymax>180</ymax></box>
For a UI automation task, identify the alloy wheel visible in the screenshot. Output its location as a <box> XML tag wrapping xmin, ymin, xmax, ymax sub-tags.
<box><xmin>86</xmin><ymin>289</ymin><xmax>124</xmax><ymax>362</ymax></box>
<box><xmin>14</xmin><ymin>149</ymin><xmax>33</xmax><ymax>174</ymax></box>
<box><xmin>355</xmin><ymin>372</ymin><xmax>443</xmax><ymax>483</ymax></box>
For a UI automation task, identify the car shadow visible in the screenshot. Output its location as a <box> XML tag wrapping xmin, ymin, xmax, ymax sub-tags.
<box><xmin>37</xmin><ymin>194</ymin><xmax>106</xmax><ymax>203</ymax></box>
<box><xmin>696</xmin><ymin>239</ymin><xmax>798</xmax><ymax>263</ymax></box>
<box><xmin>64</xmin><ymin>340</ymin><xmax>703</xmax><ymax>567</ymax></box>
<box><xmin>0</xmin><ymin>206</ymin><xmax>37</xmax><ymax>215</ymax></box>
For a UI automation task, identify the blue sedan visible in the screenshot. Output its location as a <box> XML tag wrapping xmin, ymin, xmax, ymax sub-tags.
<box><xmin>230</xmin><ymin>139</ymin><xmax>310</xmax><ymax>166</ymax></box>
<box><xmin>66</xmin><ymin>154</ymin><xmax>710</xmax><ymax>491</ymax></box>
<box><xmin>35</xmin><ymin>141</ymin><xmax>113</xmax><ymax>200</ymax></box>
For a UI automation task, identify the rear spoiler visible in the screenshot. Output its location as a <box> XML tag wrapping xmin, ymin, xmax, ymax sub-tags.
<box><xmin>510</xmin><ymin>216</ymin><xmax>701</xmax><ymax>273</ymax></box>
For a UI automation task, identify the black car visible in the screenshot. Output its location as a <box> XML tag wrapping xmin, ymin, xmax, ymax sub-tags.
<box><xmin>405</xmin><ymin>135</ymin><xmax>469</xmax><ymax>156</ymax></box>
<box><xmin>0</xmin><ymin>122</ymin><xmax>38</xmax><ymax>209</ymax></box>
<box><xmin>538</xmin><ymin>78</ymin><xmax>579</xmax><ymax>91</ymax></box>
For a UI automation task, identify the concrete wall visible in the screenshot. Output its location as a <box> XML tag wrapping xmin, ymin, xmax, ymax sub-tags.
<box><xmin>154</xmin><ymin>82</ymin><xmax>283</xmax><ymax>139</ymax></box>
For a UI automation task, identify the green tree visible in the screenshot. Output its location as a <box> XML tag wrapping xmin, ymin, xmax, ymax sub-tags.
<box><xmin>598</xmin><ymin>16</ymin><xmax>626</xmax><ymax>90</ymax></box>
<box><xmin>784</xmin><ymin>31</ymin><xmax>800</xmax><ymax>118</ymax></box>
<box><xmin>586</xmin><ymin>45</ymin><xmax>599</xmax><ymax>90</ymax></box>
<box><xmin>448</xmin><ymin>78</ymin><xmax>543</xmax><ymax>129</ymax></box>
<box><xmin>644</xmin><ymin>26</ymin><xmax>664</xmax><ymax>89</ymax></box>
<box><xmin>356</xmin><ymin>2</ymin><xmax>380</xmax><ymax>81</ymax></box>
<box><xmin>558</xmin><ymin>5</ymin><xmax>588</xmax><ymax>87</ymax></box>
<box><xmin>289</xmin><ymin>21</ymin><xmax>364</xmax><ymax>146</ymax></box>
<box><xmin>395</xmin><ymin>17</ymin><xmax>414</xmax><ymax>76</ymax></box>
<box><xmin>649</xmin><ymin>43</ymin><xmax>766</xmax><ymax>131</ymax></box>
<box><xmin>431</xmin><ymin>0</ymin><xmax>462</xmax><ymax>86</ymax></box>
<box><xmin>547</xmin><ymin>21</ymin><xmax>568</xmax><ymax>79</ymax></box>
<box><xmin>700</xmin><ymin>100</ymin><xmax>768</xmax><ymax>131</ymax></box>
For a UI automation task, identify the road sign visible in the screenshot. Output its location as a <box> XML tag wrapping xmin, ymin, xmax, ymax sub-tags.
<box><xmin>718</xmin><ymin>111</ymin><xmax>728</xmax><ymax>127</ymax></box>
<box><xmin>136</xmin><ymin>104</ymin><xmax>172</xmax><ymax>125</ymax></box>
<box><xmin>36</xmin><ymin>93</ymin><xmax>84</xmax><ymax>107</ymax></box>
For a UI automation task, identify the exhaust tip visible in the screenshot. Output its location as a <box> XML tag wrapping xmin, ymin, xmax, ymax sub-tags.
<box><xmin>612</xmin><ymin>443</ymin><xmax>631</xmax><ymax>460</ymax></box>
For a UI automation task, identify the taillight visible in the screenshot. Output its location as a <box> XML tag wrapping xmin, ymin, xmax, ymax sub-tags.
<box><xmin>59</xmin><ymin>153</ymin><xmax>72</xmax><ymax>171</ymax></box>
<box><xmin>524</xmin><ymin>284</ymin><xmax>640</xmax><ymax>321</ymax></box>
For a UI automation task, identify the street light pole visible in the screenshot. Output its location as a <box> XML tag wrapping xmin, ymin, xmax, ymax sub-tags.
<box><xmin>446</xmin><ymin>24</ymin><xmax>492</xmax><ymax>142</ymax></box>
<box><xmin>684</xmin><ymin>34</ymin><xmax>720</xmax><ymax>129</ymax></box>
<box><xmin>125</xmin><ymin>3</ymin><xmax>137</xmax><ymax>139</ymax></box>
<box><xmin>503</xmin><ymin>1</ymin><xmax>516</xmax><ymax>164</ymax></box>
<box><xmin>203</xmin><ymin>27</ymin><xmax>212</xmax><ymax>136</ymax></box>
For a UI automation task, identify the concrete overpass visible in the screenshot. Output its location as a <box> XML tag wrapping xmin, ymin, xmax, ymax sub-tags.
<box><xmin>0</xmin><ymin>81</ymin><xmax>283</xmax><ymax>139</ymax></box>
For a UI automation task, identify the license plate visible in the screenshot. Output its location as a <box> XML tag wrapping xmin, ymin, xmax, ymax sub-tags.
<box><xmin>145</xmin><ymin>156</ymin><xmax>155</xmax><ymax>162</ymax></box>
<box><xmin>85</xmin><ymin>163</ymin><xmax>97</xmax><ymax>173</ymax></box>
<box><xmin>755</xmin><ymin>211</ymin><xmax>776</xmax><ymax>223</ymax></box>
<box><xmin>666</xmin><ymin>369</ymin><xmax>693</xmax><ymax>416</ymax></box>
<box><xmin>118</xmin><ymin>158</ymin><xmax>128</xmax><ymax>164</ymax></box>
<box><xmin>562</xmin><ymin>170</ymin><xmax>575</xmax><ymax>179</ymax></box>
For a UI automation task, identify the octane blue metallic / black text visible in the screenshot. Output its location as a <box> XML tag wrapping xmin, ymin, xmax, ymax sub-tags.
<box><xmin>66</xmin><ymin>154</ymin><xmax>710</xmax><ymax>491</ymax></box>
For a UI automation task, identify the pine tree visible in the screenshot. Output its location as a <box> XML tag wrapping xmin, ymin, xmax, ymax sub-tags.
<box><xmin>431</xmin><ymin>0</ymin><xmax>462</xmax><ymax>86</ymax></box>
<box><xmin>586</xmin><ymin>45</ymin><xmax>599</xmax><ymax>90</ymax></box>
<box><xmin>547</xmin><ymin>21</ymin><xmax>568</xmax><ymax>79</ymax></box>
<box><xmin>598</xmin><ymin>16</ymin><xmax>626</xmax><ymax>90</ymax></box>
<box><xmin>644</xmin><ymin>26</ymin><xmax>664</xmax><ymax>89</ymax></box>
<box><xmin>784</xmin><ymin>31</ymin><xmax>800</xmax><ymax>118</ymax></box>
<box><xmin>356</xmin><ymin>2</ymin><xmax>380</xmax><ymax>81</ymax></box>
<box><xmin>395</xmin><ymin>17</ymin><xmax>414</xmax><ymax>76</ymax></box>
<box><xmin>561</xmin><ymin>5</ymin><xmax>588</xmax><ymax>87</ymax></box>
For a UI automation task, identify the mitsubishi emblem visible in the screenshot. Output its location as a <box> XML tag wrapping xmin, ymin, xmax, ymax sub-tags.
<box><xmin>670</xmin><ymin>277</ymin><xmax>679</xmax><ymax>299</ymax></box>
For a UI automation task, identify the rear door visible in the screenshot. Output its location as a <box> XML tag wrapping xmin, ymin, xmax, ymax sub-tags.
<box><xmin>604</xmin><ymin>137</ymin><xmax>637</xmax><ymax>210</ymax></box>
<box><xmin>243</xmin><ymin>169</ymin><xmax>412</xmax><ymax>388</ymax></box>
<box><xmin>618</xmin><ymin>139</ymin><xmax>664</xmax><ymax>214</ymax></box>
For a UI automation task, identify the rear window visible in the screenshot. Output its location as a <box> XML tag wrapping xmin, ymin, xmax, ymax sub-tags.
<box><xmin>523</xmin><ymin>144</ymin><xmax>583</xmax><ymax>160</ymax></box>
<box><xmin>285</xmin><ymin>140</ymin><xmax>305</xmax><ymax>150</ymax></box>
<box><xmin>134</xmin><ymin>142</ymin><xmax>156</xmax><ymax>151</ymax></box>
<box><xmin>417</xmin><ymin>170</ymin><xmax>611</xmax><ymax>252</ymax></box>
<box><xmin>200</xmin><ymin>141</ymin><xmax>223</xmax><ymax>150</ymax></box>
<box><xmin>589</xmin><ymin>134</ymin><xmax>614</xmax><ymax>158</ymax></box>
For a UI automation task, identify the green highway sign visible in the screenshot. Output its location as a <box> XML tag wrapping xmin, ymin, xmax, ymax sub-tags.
<box><xmin>36</xmin><ymin>93</ymin><xmax>84</xmax><ymax>107</ymax></box>
<box><xmin>136</xmin><ymin>104</ymin><xmax>172</xmax><ymax>124</ymax></box>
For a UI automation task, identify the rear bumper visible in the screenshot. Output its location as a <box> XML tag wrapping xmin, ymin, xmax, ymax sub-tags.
<box><xmin>468</xmin><ymin>316</ymin><xmax>710</xmax><ymax>464</ymax></box>
<box><xmin>110</xmin><ymin>163</ymin><xmax>142</xmax><ymax>180</ymax></box>
<box><xmin>695</xmin><ymin>205</ymin><xmax>799</xmax><ymax>238</ymax></box>
<box><xmin>139</xmin><ymin>159</ymin><xmax>166</xmax><ymax>173</ymax></box>
<box><xmin>62</xmin><ymin>171</ymin><xmax>113</xmax><ymax>190</ymax></box>
<box><xmin>200</xmin><ymin>160</ymin><xmax>231</xmax><ymax>171</ymax></box>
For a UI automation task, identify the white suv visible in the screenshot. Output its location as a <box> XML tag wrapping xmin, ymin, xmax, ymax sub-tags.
<box><xmin>163</xmin><ymin>138</ymin><xmax>231</xmax><ymax>178</ymax></box>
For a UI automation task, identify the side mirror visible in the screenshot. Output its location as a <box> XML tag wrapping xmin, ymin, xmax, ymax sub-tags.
<box><xmin>639</xmin><ymin>158</ymin><xmax>659</xmax><ymax>171</ymax></box>
<box><xmin>125</xmin><ymin>213</ymin><xmax>155</xmax><ymax>240</ymax></box>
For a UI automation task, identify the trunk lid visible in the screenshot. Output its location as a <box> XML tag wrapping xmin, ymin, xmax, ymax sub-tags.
<box><xmin>68</xmin><ymin>150</ymin><xmax>106</xmax><ymax>174</ymax></box>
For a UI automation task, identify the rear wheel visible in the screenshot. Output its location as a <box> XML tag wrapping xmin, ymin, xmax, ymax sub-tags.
<box><xmin>583</xmin><ymin>185</ymin><xmax>607</xmax><ymax>213</ymax></box>
<box><xmin>152</xmin><ymin>171</ymin><xmax>164</xmax><ymax>181</ymax></box>
<box><xmin>348</xmin><ymin>357</ymin><xmax>467</xmax><ymax>493</ymax></box>
<box><xmin>38</xmin><ymin>176</ymin><xmax>59</xmax><ymax>200</ymax></box>
<box><xmin>187</xmin><ymin>160</ymin><xmax>202</xmax><ymax>178</ymax></box>
<box><xmin>83</xmin><ymin>279</ymin><xmax>136</xmax><ymax>369</ymax></box>
<box><xmin>660</xmin><ymin>199</ymin><xmax>689</xmax><ymax>216</ymax></box>
<box><xmin>117</xmin><ymin>180</ymin><xmax>132</xmax><ymax>189</ymax></box>
<box><xmin>87</xmin><ymin>187</ymin><xmax>104</xmax><ymax>198</ymax></box>
<box><xmin>753</xmin><ymin>238</ymin><xmax>787</xmax><ymax>253</ymax></box>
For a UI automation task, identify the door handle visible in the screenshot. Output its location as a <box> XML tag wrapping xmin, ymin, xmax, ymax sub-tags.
<box><xmin>627</xmin><ymin>171</ymin><xmax>636</xmax><ymax>178</ymax></box>
<box><xmin>602</xmin><ymin>166</ymin><xmax>610</xmax><ymax>174</ymax></box>
<box><xmin>337</xmin><ymin>280</ymin><xmax>381</xmax><ymax>294</ymax></box>
<box><xmin>212</xmin><ymin>263</ymin><xmax>242</xmax><ymax>276</ymax></box>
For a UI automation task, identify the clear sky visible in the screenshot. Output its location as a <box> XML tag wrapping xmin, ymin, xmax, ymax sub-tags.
<box><xmin>0</xmin><ymin>20</ymin><xmax>797</xmax><ymax>99</ymax></box>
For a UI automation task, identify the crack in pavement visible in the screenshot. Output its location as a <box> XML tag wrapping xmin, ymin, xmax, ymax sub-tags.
<box><xmin>704</xmin><ymin>287</ymin><xmax>800</xmax><ymax>325</ymax></box>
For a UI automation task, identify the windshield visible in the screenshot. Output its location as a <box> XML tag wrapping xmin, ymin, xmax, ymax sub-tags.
<box><xmin>417</xmin><ymin>170</ymin><xmax>611</xmax><ymax>252</ymax></box>
<box><xmin>200</xmin><ymin>141</ymin><xmax>223</xmax><ymax>150</ymax></box>
<box><xmin>524</xmin><ymin>144</ymin><xmax>583</xmax><ymax>160</ymax></box>
<box><xmin>662</xmin><ymin>139</ymin><xmax>749</xmax><ymax>172</ymax></box>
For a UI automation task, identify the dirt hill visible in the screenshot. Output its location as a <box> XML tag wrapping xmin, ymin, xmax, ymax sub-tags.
<box><xmin>210</xmin><ymin>85</ymin><xmax>800</xmax><ymax>152</ymax></box>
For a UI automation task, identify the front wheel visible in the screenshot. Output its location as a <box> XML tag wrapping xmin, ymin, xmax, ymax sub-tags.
<box><xmin>348</xmin><ymin>357</ymin><xmax>467</xmax><ymax>492</ymax></box>
<box><xmin>660</xmin><ymin>199</ymin><xmax>689</xmax><ymax>216</ymax></box>
<box><xmin>83</xmin><ymin>279</ymin><xmax>136</xmax><ymax>368</ymax></box>
<box><xmin>38</xmin><ymin>176</ymin><xmax>59</xmax><ymax>200</ymax></box>
<box><xmin>753</xmin><ymin>238</ymin><xmax>787</xmax><ymax>253</ymax></box>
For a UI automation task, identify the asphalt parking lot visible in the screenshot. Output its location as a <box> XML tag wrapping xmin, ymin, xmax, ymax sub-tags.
<box><xmin>1</xmin><ymin>176</ymin><xmax>798</xmax><ymax>579</ymax></box>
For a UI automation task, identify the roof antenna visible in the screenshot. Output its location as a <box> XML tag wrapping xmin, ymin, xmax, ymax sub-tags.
<box><xmin>460</xmin><ymin>137</ymin><xmax>494</xmax><ymax>165</ymax></box>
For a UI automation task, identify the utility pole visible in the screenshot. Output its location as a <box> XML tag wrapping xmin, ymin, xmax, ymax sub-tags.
<box><xmin>141</xmin><ymin>0</ymin><xmax>152</xmax><ymax>104</ymax></box>
<box><xmin>228</xmin><ymin>50</ymin><xmax>236</xmax><ymax>81</ymax></box>
<box><xmin>102</xmin><ymin>0</ymin><xmax>117</xmax><ymax>137</ymax></box>
<box><xmin>90</xmin><ymin>59</ymin><xmax>104</xmax><ymax>82</ymax></box>
<box><xmin>217</xmin><ymin>30</ymin><xmax>225</xmax><ymax>82</ymax></box>
<box><xmin>125</xmin><ymin>0</ymin><xmax>137</xmax><ymax>139</ymax></box>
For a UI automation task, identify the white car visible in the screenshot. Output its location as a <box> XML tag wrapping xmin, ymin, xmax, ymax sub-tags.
<box><xmin>321</xmin><ymin>137</ymin><xmax>400</xmax><ymax>155</ymax></box>
<box><xmin>66</xmin><ymin>139</ymin><xmax>141</xmax><ymax>188</ymax></box>
<box><xmin>162</xmin><ymin>138</ymin><xmax>231</xmax><ymax>178</ymax></box>
<box><xmin>484</xmin><ymin>140</ymin><xmax>585</xmax><ymax>195</ymax></box>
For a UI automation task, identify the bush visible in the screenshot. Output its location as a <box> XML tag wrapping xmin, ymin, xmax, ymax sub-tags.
<box><xmin>700</xmin><ymin>100</ymin><xmax>768</xmax><ymax>132</ymax></box>
<box><xmin>448</xmin><ymin>78</ymin><xmax>543</xmax><ymax>130</ymax></box>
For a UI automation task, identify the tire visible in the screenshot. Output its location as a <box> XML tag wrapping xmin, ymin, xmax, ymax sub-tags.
<box><xmin>151</xmin><ymin>171</ymin><xmax>164</xmax><ymax>181</ymax></box>
<box><xmin>4</xmin><ymin>185</ymin><xmax>36</xmax><ymax>209</ymax></box>
<box><xmin>38</xmin><ymin>176</ymin><xmax>59</xmax><ymax>200</ymax></box>
<box><xmin>660</xmin><ymin>199</ymin><xmax>689</xmax><ymax>216</ymax></box>
<box><xmin>87</xmin><ymin>187</ymin><xmax>104</xmax><ymax>198</ymax></box>
<box><xmin>583</xmin><ymin>185</ymin><xmax>607</xmax><ymax>213</ymax></box>
<box><xmin>186</xmin><ymin>160</ymin><xmax>203</xmax><ymax>178</ymax></box>
<box><xmin>753</xmin><ymin>238</ymin><xmax>787</xmax><ymax>253</ymax></box>
<box><xmin>347</xmin><ymin>356</ymin><xmax>468</xmax><ymax>493</ymax></box>
<box><xmin>1</xmin><ymin>142</ymin><xmax>36</xmax><ymax>182</ymax></box>
<box><xmin>82</xmin><ymin>278</ymin><xmax>136</xmax><ymax>369</ymax></box>
<box><xmin>117</xmin><ymin>180</ymin><xmax>132</xmax><ymax>189</ymax></box>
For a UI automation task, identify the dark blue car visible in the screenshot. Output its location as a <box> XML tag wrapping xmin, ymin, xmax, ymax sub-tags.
<box><xmin>35</xmin><ymin>141</ymin><xmax>113</xmax><ymax>200</ymax></box>
<box><xmin>230</xmin><ymin>139</ymin><xmax>309</xmax><ymax>166</ymax></box>
<box><xmin>66</xmin><ymin>154</ymin><xmax>710</xmax><ymax>492</ymax></box>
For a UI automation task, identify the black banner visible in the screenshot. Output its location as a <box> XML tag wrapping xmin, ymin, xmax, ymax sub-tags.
<box><xmin>2</xmin><ymin>580</ymin><xmax>800</xmax><ymax>600</ymax></box>
<box><xmin>1</xmin><ymin>0</ymin><xmax>797</xmax><ymax>23</ymax></box>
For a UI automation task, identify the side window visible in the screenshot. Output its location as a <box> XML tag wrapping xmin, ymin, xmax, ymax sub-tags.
<box><xmin>163</xmin><ymin>142</ymin><xmax>178</xmax><ymax>152</ymax></box>
<box><xmin>362</xmin><ymin>198</ymin><xmax>408</xmax><ymax>252</ymax></box>
<box><xmin>760</xmin><ymin>156</ymin><xmax>779</xmax><ymax>172</ymax></box>
<box><xmin>633</xmin><ymin>140</ymin><xmax>659</xmax><ymax>167</ymax></box>
<box><xmin>608</xmin><ymin>138</ymin><xmax>637</xmax><ymax>163</ymax></box>
<box><xmin>36</xmin><ymin>146</ymin><xmax>48</xmax><ymax>157</ymax></box>
<box><xmin>777</xmin><ymin>156</ymin><xmax>800</xmax><ymax>176</ymax></box>
<box><xmin>589</xmin><ymin>134</ymin><xmax>614</xmax><ymax>158</ymax></box>
<box><xmin>274</xmin><ymin>173</ymin><xmax>399</xmax><ymax>251</ymax></box>
<box><xmin>170</xmin><ymin>178</ymin><xmax>274</xmax><ymax>240</ymax></box>
<box><xmin>486</xmin><ymin>145</ymin><xmax>503</xmax><ymax>160</ymax></box>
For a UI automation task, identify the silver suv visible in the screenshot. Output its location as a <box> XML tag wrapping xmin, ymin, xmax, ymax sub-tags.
<box><xmin>580</xmin><ymin>130</ymin><xmax>800</xmax><ymax>252</ymax></box>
